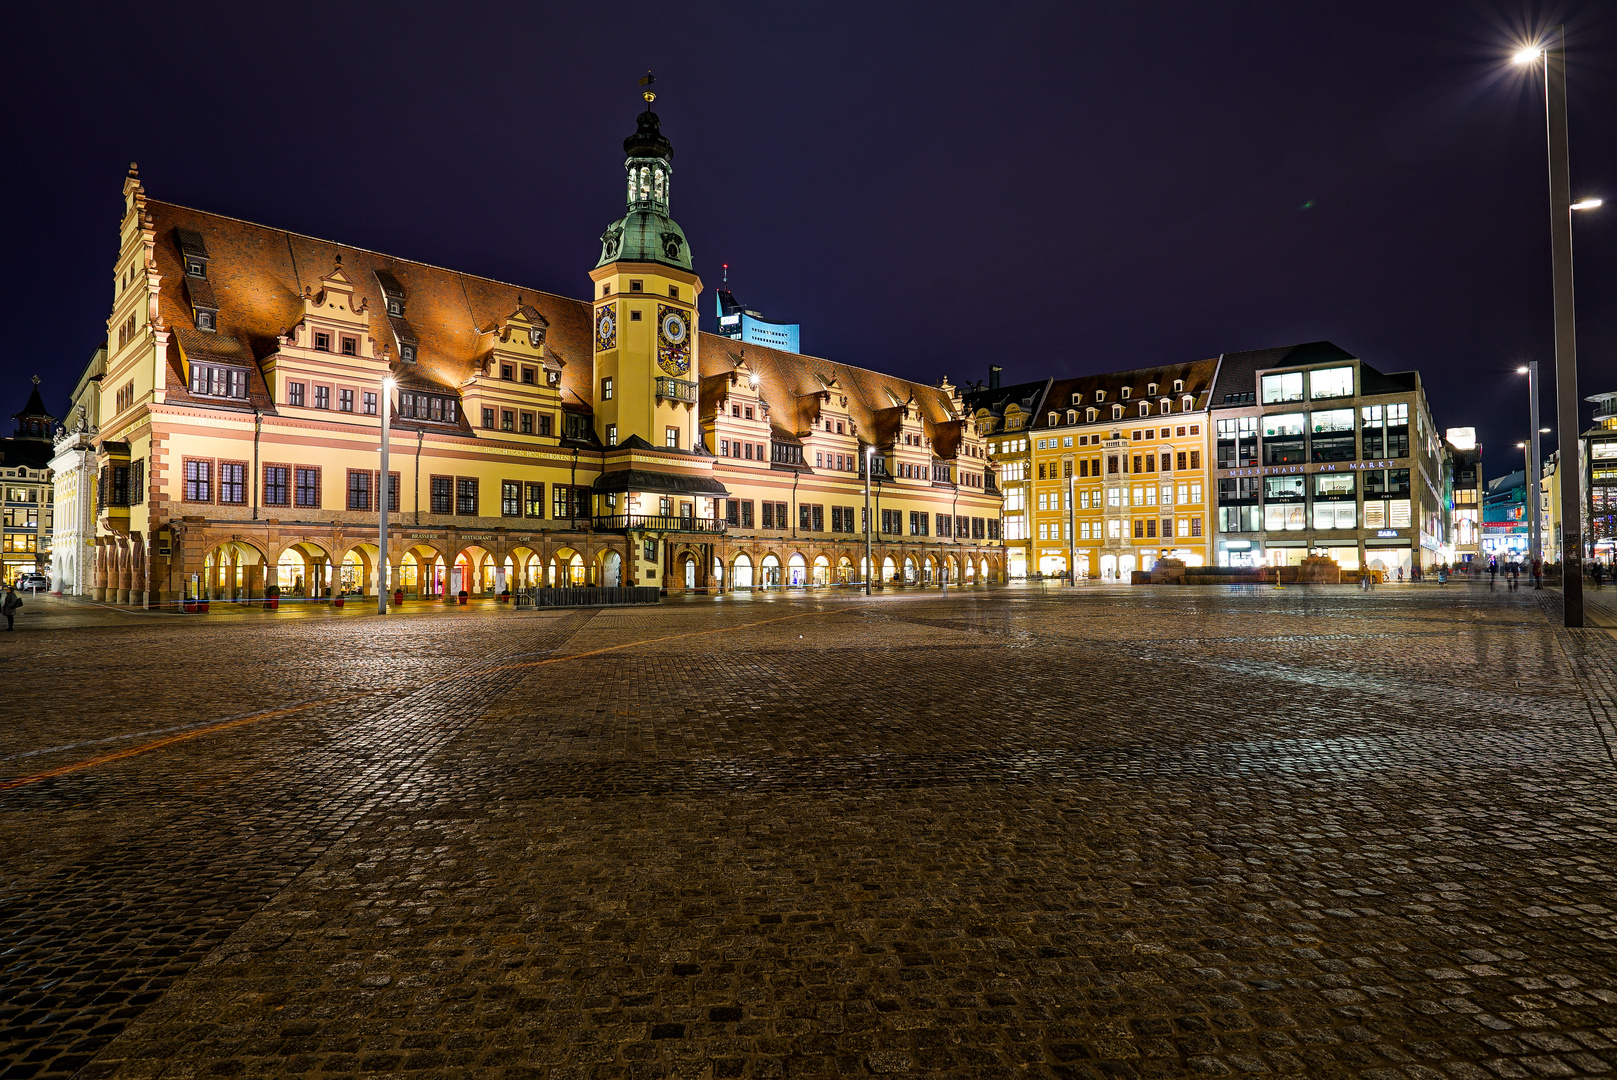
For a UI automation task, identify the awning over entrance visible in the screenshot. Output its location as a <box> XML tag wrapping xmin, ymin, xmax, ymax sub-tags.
<box><xmin>593</xmin><ymin>469</ymin><xmax>730</xmax><ymax>498</ymax></box>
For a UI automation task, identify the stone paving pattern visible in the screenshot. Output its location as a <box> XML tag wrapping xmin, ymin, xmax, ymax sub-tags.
<box><xmin>2</xmin><ymin>583</ymin><xmax>1615</xmax><ymax>1079</ymax></box>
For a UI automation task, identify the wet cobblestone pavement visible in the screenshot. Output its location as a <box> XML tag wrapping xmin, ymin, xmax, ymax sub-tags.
<box><xmin>3</xmin><ymin>584</ymin><xmax>1615</xmax><ymax>1079</ymax></box>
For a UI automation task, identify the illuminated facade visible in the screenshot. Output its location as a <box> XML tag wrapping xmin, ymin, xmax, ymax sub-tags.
<box><xmin>1583</xmin><ymin>391</ymin><xmax>1617</xmax><ymax>562</ymax></box>
<box><xmin>48</xmin><ymin>349</ymin><xmax>105</xmax><ymax>595</ymax></box>
<box><xmin>2</xmin><ymin>379</ymin><xmax>55</xmax><ymax>583</ymax></box>
<box><xmin>83</xmin><ymin>97</ymin><xmax>1002</xmax><ymax>607</ymax></box>
<box><xmin>1208</xmin><ymin>342</ymin><xmax>1447</xmax><ymax>576</ymax></box>
<box><xmin>964</xmin><ymin>371</ymin><xmax>1049</xmax><ymax>579</ymax></box>
<box><xmin>1444</xmin><ymin>428</ymin><xmax>1483</xmax><ymax>566</ymax></box>
<box><xmin>1026</xmin><ymin>362</ymin><xmax>1218</xmax><ymax>580</ymax></box>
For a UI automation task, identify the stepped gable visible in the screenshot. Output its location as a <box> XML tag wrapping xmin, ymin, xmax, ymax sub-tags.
<box><xmin>145</xmin><ymin>201</ymin><xmax>597</xmax><ymax>413</ymax></box>
<box><xmin>695</xmin><ymin>332</ymin><xmax>969</xmax><ymax>457</ymax></box>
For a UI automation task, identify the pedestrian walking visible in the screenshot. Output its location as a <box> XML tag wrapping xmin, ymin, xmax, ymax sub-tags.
<box><xmin>1</xmin><ymin>585</ymin><xmax>20</xmax><ymax>631</ymax></box>
<box><xmin>1592</xmin><ymin>561</ymin><xmax>1605</xmax><ymax>589</ymax></box>
<box><xmin>1488</xmin><ymin>559</ymin><xmax>1498</xmax><ymax>588</ymax></box>
<box><xmin>1531</xmin><ymin>556</ymin><xmax>1543</xmax><ymax>590</ymax></box>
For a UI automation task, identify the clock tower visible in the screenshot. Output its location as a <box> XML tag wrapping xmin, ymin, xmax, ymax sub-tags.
<box><xmin>588</xmin><ymin>78</ymin><xmax>703</xmax><ymax>454</ymax></box>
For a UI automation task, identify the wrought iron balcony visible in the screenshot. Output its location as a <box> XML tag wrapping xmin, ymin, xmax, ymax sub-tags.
<box><xmin>593</xmin><ymin>514</ymin><xmax>727</xmax><ymax>534</ymax></box>
<box><xmin>655</xmin><ymin>377</ymin><xmax>698</xmax><ymax>404</ymax></box>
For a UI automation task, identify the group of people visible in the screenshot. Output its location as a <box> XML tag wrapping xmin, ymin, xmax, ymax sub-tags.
<box><xmin>1485</xmin><ymin>555</ymin><xmax>1543</xmax><ymax>589</ymax></box>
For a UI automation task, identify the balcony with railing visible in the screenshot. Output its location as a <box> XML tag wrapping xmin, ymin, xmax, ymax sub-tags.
<box><xmin>592</xmin><ymin>514</ymin><xmax>727</xmax><ymax>534</ymax></box>
<box><xmin>656</xmin><ymin>377</ymin><xmax>698</xmax><ymax>404</ymax></box>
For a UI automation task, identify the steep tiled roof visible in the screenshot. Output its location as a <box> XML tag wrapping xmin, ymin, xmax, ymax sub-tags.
<box><xmin>1035</xmin><ymin>360</ymin><xmax>1219</xmax><ymax>428</ymax></box>
<box><xmin>695</xmin><ymin>334</ymin><xmax>970</xmax><ymax>457</ymax></box>
<box><xmin>145</xmin><ymin>201</ymin><xmax>597</xmax><ymax>414</ymax></box>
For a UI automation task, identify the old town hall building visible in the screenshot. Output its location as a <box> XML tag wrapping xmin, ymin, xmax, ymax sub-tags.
<box><xmin>82</xmin><ymin>92</ymin><xmax>1004</xmax><ymax>607</ymax></box>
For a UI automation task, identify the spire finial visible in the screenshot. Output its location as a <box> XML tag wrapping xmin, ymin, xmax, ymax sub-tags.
<box><xmin>639</xmin><ymin>70</ymin><xmax>656</xmax><ymax>104</ymax></box>
<box><xmin>31</xmin><ymin>375</ymin><xmax>40</xmax><ymax>387</ymax></box>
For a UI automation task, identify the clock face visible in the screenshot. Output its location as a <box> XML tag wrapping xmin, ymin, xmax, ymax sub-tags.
<box><xmin>657</xmin><ymin>303</ymin><xmax>691</xmax><ymax>376</ymax></box>
<box><xmin>661</xmin><ymin>311</ymin><xmax>688</xmax><ymax>344</ymax></box>
<box><xmin>595</xmin><ymin>305</ymin><xmax>616</xmax><ymax>352</ymax></box>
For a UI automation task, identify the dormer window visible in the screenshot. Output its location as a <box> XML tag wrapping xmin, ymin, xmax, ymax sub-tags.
<box><xmin>1095</xmin><ymin>390</ymin><xmax>1106</xmax><ymax>403</ymax></box>
<box><xmin>1121</xmin><ymin>387</ymin><xmax>1131</xmax><ymax>400</ymax></box>
<box><xmin>187</xmin><ymin>259</ymin><xmax>206</xmax><ymax>278</ymax></box>
<box><xmin>1148</xmin><ymin>383</ymin><xmax>1158</xmax><ymax>396</ymax></box>
<box><xmin>1071</xmin><ymin>393</ymin><xmax>1082</xmax><ymax>405</ymax></box>
<box><xmin>1182</xmin><ymin>395</ymin><xmax>1193</xmax><ymax>411</ymax></box>
<box><xmin>1066</xmin><ymin>410</ymin><xmax>1078</xmax><ymax>425</ymax></box>
<box><xmin>1139</xmin><ymin>402</ymin><xmax>1150</xmax><ymax>417</ymax></box>
<box><xmin>1160</xmin><ymin>398</ymin><xmax>1171</xmax><ymax>412</ymax></box>
<box><xmin>547</xmin><ymin>370</ymin><xmax>560</xmax><ymax>386</ymax></box>
<box><xmin>1048</xmin><ymin>412</ymin><xmax>1058</xmax><ymax>426</ymax></box>
<box><xmin>1086</xmin><ymin>408</ymin><xmax>1098</xmax><ymax>423</ymax></box>
<box><xmin>400</xmin><ymin>344</ymin><xmax>416</xmax><ymax>363</ymax></box>
<box><xmin>528</xmin><ymin>328</ymin><xmax>544</xmax><ymax>347</ymax></box>
<box><xmin>1173</xmin><ymin>379</ymin><xmax>1184</xmax><ymax>393</ymax></box>
<box><xmin>388</xmin><ymin>299</ymin><xmax>403</xmax><ymax>316</ymax></box>
<box><xmin>196</xmin><ymin>309</ymin><xmax>215</xmax><ymax>331</ymax></box>
<box><xmin>1112</xmin><ymin>405</ymin><xmax>1123</xmax><ymax>420</ymax></box>
<box><xmin>176</xmin><ymin>228</ymin><xmax>209</xmax><ymax>279</ymax></box>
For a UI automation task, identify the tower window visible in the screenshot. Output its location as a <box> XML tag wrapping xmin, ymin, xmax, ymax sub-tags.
<box><xmin>630</xmin><ymin>280</ymin><xmax>644</xmax><ymax>293</ymax></box>
<box><xmin>602</xmin><ymin>377</ymin><xmax>613</xmax><ymax>401</ymax></box>
<box><xmin>668</xmin><ymin>285</ymin><xmax>679</xmax><ymax>299</ymax></box>
<box><xmin>630</xmin><ymin>310</ymin><xmax>642</xmax><ymax>321</ymax></box>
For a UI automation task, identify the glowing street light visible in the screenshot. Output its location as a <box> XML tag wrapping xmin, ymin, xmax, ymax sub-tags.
<box><xmin>1512</xmin><ymin>26</ymin><xmax>1588</xmax><ymax>623</ymax></box>
<box><xmin>1571</xmin><ymin>198</ymin><xmax>1604</xmax><ymax>211</ymax></box>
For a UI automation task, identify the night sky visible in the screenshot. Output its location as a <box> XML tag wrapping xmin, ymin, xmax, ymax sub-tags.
<box><xmin>5</xmin><ymin>2</ymin><xmax>1612</xmax><ymax>481</ymax></box>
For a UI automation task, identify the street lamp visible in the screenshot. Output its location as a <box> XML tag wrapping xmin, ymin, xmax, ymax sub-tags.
<box><xmin>1516</xmin><ymin>364</ymin><xmax>1543</xmax><ymax>566</ymax></box>
<box><xmin>378</xmin><ymin>375</ymin><xmax>395</xmax><ymax>615</ymax></box>
<box><xmin>863</xmin><ymin>445</ymin><xmax>874</xmax><ymax>596</ymax></box>
<box><xmin>1513</xmin><ymin>28</ymin><xmax>1599</xmax><ymax>625</ymax></box>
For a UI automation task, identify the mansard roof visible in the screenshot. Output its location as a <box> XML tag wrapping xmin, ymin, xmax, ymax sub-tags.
<box><xmin>695</xmin><ymin>334</ymin><xmax>973</xmax><ymax>457</ymax></box>
<box><xmin>1036</xmin><ymin>359</ymin><xmax>1220</xmax><ymax>428</ymax></box>
<box><xmin>146</xmin><ymin>201</ymin><xmax>597</xmax><ymax>412</ymax></box>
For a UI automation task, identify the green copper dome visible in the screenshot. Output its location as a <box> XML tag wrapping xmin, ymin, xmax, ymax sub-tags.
<box><xmin>596</xmin><ymin>106</ymin><xmax>693</xmax><ymax>272</ymax></box>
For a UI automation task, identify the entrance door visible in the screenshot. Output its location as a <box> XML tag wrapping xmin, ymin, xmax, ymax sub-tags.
<box><xmin>684</xmin><ymin>558</ymin><xmax>696</xmax><ymax>589</ymax></box>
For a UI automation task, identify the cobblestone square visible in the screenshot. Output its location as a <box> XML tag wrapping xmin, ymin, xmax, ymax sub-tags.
<box><xmin>3</xmin><ymin>583</ymin><xmax>1616</xmax><ymax>1080</ymax></box>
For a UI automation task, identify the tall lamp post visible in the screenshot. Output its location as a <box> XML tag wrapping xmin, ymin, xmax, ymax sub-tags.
<box><xmin>378</xmin><ymin>375</ymin><xmax>394</xmax><ymax>615</ymax></box>
<box><xmin>1517</xmin><ymin>364</ymin><xmax>1543</xmax><ymax>566</ymax></box>
<box><xmin>1514</xmin><ymin>30</ymin><xmax>1602</xmax><ymax>625</ymax></box>
<box><xmin>863</xmin><ymin>446</ymin><xmax>874</xmax><ymax>596</ymax></box>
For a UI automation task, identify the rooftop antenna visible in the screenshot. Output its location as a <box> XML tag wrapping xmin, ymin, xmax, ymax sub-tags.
<box><xmin>639</xmin><ymin>71</ymin><xmax>656</xmax><ymax>105</ymax></box>
<box><xmin>723</xmin><ymin>263</ymin><xmax>729</xmax><ymax>286</ymax></box>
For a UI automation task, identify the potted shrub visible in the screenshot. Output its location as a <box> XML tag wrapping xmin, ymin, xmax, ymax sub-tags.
<box><xmin>393</xmin><ymin>588</ymin><xmax>404</xmax><ymax>605</ymax></box>
<box><xmin>183</xmin><ymin>595</ymin><xmax>197</xmax><ymax>614</ymax></box>
<box><xmin>333</xmin><ymin>592</ymin><xmax>345</xmax><ymax>608</ymax></box>
<box><xmin>264</xmin><ymin>585</ymin><xmax>280</xmax><ymax>610</ymax></box>
<box><xmin>498</xmin><ymin>587</ymin><xmax>511</xmax><ymax>603</ymax></box>
<box><xmin>458</xmin><ymin>589</ymin><xmax>470</xmax><ymax>605</ymax></box>
<box><xmin>197</xmin><ymin>597</ymin><xmax>210</xmax><ymax>614</ymax></box>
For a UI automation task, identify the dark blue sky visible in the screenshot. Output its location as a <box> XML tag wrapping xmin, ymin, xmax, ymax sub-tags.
<box><xmin>4</xmin><ymin>1</ymin><xmax>1612</xmax><ymax>480</ymax></box>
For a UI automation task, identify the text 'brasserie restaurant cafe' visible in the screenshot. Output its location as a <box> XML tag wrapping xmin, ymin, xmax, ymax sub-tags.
<box><xmin>1209</xmin><ymin>343</ymin><xmax>1447</xmax><ymax>577</ymax></box>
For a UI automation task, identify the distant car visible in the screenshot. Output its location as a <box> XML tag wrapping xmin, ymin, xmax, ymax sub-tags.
<box><xmin>13</xmin><ymin>573</ymin><xmax>49</xmax><ymax>592</ymax></box>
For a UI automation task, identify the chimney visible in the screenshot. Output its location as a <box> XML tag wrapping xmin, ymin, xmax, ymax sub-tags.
<box><xmin>989</xmin><ymin>364</ymin><xmax>1002</xmax><ymax>390</ymax></box>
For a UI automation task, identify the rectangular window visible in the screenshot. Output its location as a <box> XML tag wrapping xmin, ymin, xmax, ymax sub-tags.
<box><xmin>552</xmin><ymin>484</ymin><xmax>577</xmax><ymax>520</ymax></box>
<box><xmin>1146</xmin><ymin>519</ymin><xmax>1157</xmax><ymax>538</ymax></box>
<box><xmin>1309</xmin><ymin>366</ymin><xmax>1354</xmax><ymax>400</ymax></box>
<box><xmin>1261</xmin><ymin>371</ymin><xmax>1304</xmax><ymax>404</ymax></box>
<box><xmin>431</xmin><ymin>476</ymin><xmax>454</xmax><ymax>515</ymax></box>
<box><xmin>314</xmin><ymin>386</ymin><xmax>330</xmax><ymax>410</ymax></box>
<box><xmin>287</xmin><ymin>382</ymin><xmax>306</xmax><ymax>407</ymax></box>
<box><xmin>525</xmin><ymin>482</ymin><xmax>545</xmax><ymax>518</ymax></box>
<box><xmin>607</xmin><ymin>424</ymin><xmax>618</xmax><ymax>445</ymax></box>
<box><xmin>363</xmin><ymin>391</ymin><xmax>377</xmax><ymax>416</ymax></box>
<box><xmin>726</xmin><ymin>499</ymin><xmax>741</xmax><ymax>526</ymax></box>
<box><xmin>264</xmin><ymin>465</ymin><xmax>289</xmax><ymax>506</ymax></box>
<box><xmin>666</xmin><ymin>427</ymin><xmax>680</xmax><ymax>449</ymax></box>
<box><xmin>339</xmin><ymin>388</ymin><xmax>354</xmax><ymax>413</ymax></box>
<box><xmin>522</xmin><ymin>366</ymin><xmax>537</xmax><ymax>385</ymax></box>
<box><xmin>1134</xmin><ymin>519</ymin><xmax>1145</xmax><ymax>538</ymax></box>
<box><xmin>500</xmin><ymin>363</ymin><xmax>515</xmax><ymax>381</ymax></box>
<box><xmin>340</xmin><ymin>336</ymin><xmax>358</xmax><ymax>356</ymax></box>
<box><xmin>500</xmin><ymin>410</ymin><xmax>514</xmax><ymax>432</ymax></box>
<box><xmin>482</xmin><ymin>407</ymin><xmax>495</xmax><ymax>429</ymax></box>
<box><xmin>385</xmin><ymin>472</ymin><xmax>400</xmax><ymax>513</ymax></box>
<box><xmin>347</xmin><ymin>469</ymin><xmax>372</xmax><ymax>511</ymax></box>
<box><xmin>602</xmin><ymin>377</ymin><xmax>614</xmax><ymax>400</ymax></box>
<box><xmin>313</xmin><ymin>332</ymin><xmax>331</xmax><ymax>352</ymax></box>
<box><xmin>538</xmin><ymin>414</ymin><xmax>553</xmax><ymax>436</ymax></box>
<box><xmin>183</xmin><ymin>459</ymin><xmax>213</xmax><ymax>502</ymax></box>
<box><xmin>295</xmin><ymin>467</ymin><xmax>320</xmax><ymax>508</ymax></box>
<box><xmin>520</xmin><ymin>411</ymin><xmax>534</xmax><ymax>434</ymax></box>
<box><xmin>1161</xmin><ymin>518</ymin><xmax>1173</xmax><ymax>538</ymax></box>
<box><xmin>1190</xmin><ymin>517</ymin><xmax>1202</xmax><ymax>537</ymax></box>
<box><xmin>741</xmin><ymin>501</ymin><xmax>754</xmax><ymax>528</ymax></box>
<box><xmin>972</xmin><ymin>517</ymin><xmax>985</xmax><ymax>539</ymax></box>
<box><xmin>456</xmin><ymin>478</ymin><xmax>478</xmax><ymax>516</ymax></box>
<box><xmin>502</xmin><ymin>480</ymin><xmax>521</xmax><ymax>517</ymax></box>
<box><xmin>219</xmin><ymin>461</ymin><xmax>246</xmax><ymax>505</ymax></box>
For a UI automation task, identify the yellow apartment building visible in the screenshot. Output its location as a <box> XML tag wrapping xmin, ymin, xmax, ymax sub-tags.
<box><xmin>1026</xmin><ymin>362</ymin><xmax>1218</xmax><ymax>581</ymax></box>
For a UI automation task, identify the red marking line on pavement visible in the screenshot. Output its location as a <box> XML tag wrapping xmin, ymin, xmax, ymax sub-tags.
<box><xmin>0</xmin><ymin>607</ymin><xmax>840</xmax><ymax>791</ymax></box>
